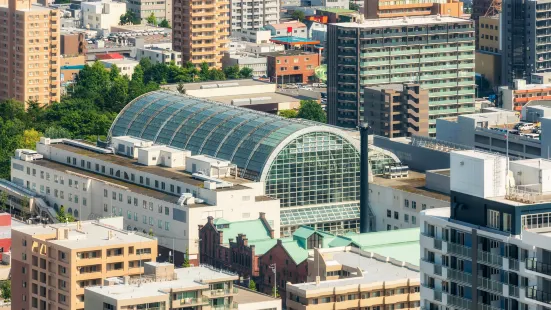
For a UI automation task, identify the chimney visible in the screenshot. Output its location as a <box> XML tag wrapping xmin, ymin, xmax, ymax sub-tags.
<box><xmin>359</xmin><ymin>122</ymin><xmax>371</xmax><ymax>233</ymax></box>
<box><xmin>56</xmin><ymin>228</ymin><xmax>68</xmax><ymax>240</ymax></box>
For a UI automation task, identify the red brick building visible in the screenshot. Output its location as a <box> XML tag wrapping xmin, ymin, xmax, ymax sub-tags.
<box><xmin>264</xmin><ymin>50</ymin><xmax>320</xmax><ymax>84</ymax></box>
<box><xmin>198</xmin><ymin>213</ymin><xmax>275</xmax><ymax>280</ymax></box>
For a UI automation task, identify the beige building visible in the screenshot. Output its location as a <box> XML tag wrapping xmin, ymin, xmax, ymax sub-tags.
<box><xmin>286</xmin><ymin>246</ymin><xmax>420</xmax><ymax>310</ymax></box>
<box><xmin>0</xmin><ymin>0</ymin><xmax>61</xmax><ymax>106</ymax></box>
<box><xmin>85</xmin><ymin>262</ymin><xmax>282</xmax><ymax>310</ymax></box>
<box><xmin>127</xmin><ymin>0</ymin><xmax>172</xmax><ymax>24</ymax></box>
<box><xmin>172</xmin><ymin>0</ymin><xmax>230</xmax><ymax>67</ymax></box>
<box><xmin>10</xmin><ymin>217</ymin><xmax>157</xmax><ymax>310</ymax></box>
<box><xmin>364</xmin><ymin>0</ymin><xmax>463</xmax><ymax>19</ymax></box>
<box><xmin>475</xmin><ymin>15</ymin><xmax>501</xmax><ymax>89</ymax></box>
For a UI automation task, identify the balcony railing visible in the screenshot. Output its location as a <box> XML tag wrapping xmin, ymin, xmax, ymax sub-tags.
<box><xmin>435</xmin><ymin>239</ymin><xmax>443</xmax><ymax>250</ymax></box>
<box><xmin>448</xmin><ymin>243</ymin><xmax>472</xmax><ymax>258</ymax></box>
<box><xmin>203</xmin><ymin>287</ymin><xmax>238</xmax><ymax>297</ymax></box>
<box><xmin>526</xmin><ymin>258</ymin><xmax>551</xmax><ymax>276</ymax></box>
<box><xmin>509</xmin><ymin>285</ymin><xmax>519</xmax><ymax>298</ymax></box>
<box><xmin>526</xmin><ymin>286</ymin><xmax>551</xmax><ymax>303</ymax></box>
<box><xmin>508</xmin><ymin>258</ymin><xmax>520</xmax><ymax>271</ymax></box>
<box><xmin>180</xmin><ymin>296</ymin><xmax>209</xmax><ymax>305</ymax></box>
<box><xmin>448</xmin><ymin>295</ymin><xmax>472</xmax><ymax>310</ymax></box>
<box><xmin>434</xmin><ymin>264</ymin><xmax>442</xmax><ymax>276</ymax></box>
<box><xmin>448</xmin><ymin>269</ymin><xmax>472</xmax><ymax>284</ymax></box>
<box><xmin>477</xmin><ymin>303</ymin><xmax>503</xmax><ymax>310</ymax></box>
<box><xmin>477</xmin><ymin>277</ymin><xmax>503</xmax><ymax>294</ymax></box>
<box><xmin>477</xmin><ymin>250</ymin><xmax>503</xmax><ymax>267</ymax></box>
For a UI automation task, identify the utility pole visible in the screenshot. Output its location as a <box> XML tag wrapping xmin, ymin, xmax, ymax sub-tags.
<box><xmin>269</xmin><ymin>263</ymin><xmax>276</xmax><ymax>298</ymax></box>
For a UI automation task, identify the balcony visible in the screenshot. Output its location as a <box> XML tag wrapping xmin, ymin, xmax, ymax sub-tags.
<box><xmin>203</xmin><ymin>287</ymin><xmax>238</xmax><ymax>298</ymax></box>
<box><xmin>175</xmin><ymin>296</ymin><xmax>209</xmax><ymax>307</ymax></box>
<box><xmin>477</xmin><ymin>277</ymin><xmax>503</xmax><ymax>294</ymax></box>
<box><xmin>526</xmin><ymin>258</ymin><xmax>551</xmax><ymax>276</ymax></box>
<box><xmin>477</xmin><ymin>250</ymin><xmax>503</xmax><ymax>267</ymax></box>
<box><xmin>526</xmin><ymin>286</ymin><xmax>551</xmax><ymax>304</ymax></box>
<box><xmin>448</xmin><ymin>269</ymin><xmax>472</xmax><ymax>284</ymax></box>
<box><xmin>448</xmin><ymin>295</ymin><xmax>472</xmax><ymax>310</ymax></box>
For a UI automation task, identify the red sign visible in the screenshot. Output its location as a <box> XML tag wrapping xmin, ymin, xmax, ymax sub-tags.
<box><xmin>287</xmin><ymin>27</ymin><xmax>293</xmax><ymax>33</ymax></box>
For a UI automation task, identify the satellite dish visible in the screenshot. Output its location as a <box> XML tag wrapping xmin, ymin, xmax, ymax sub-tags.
<box><xmin>314</xmin><ymin>64</ymin><xmax>327</xmax><ymax>82</ymax></box>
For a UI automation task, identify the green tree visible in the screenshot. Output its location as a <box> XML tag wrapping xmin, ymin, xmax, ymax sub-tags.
<box><xmin>120</xmin><ymin>10</ymin><xmax>141</xmax><ymax>25</ymax></box>
<box><xmin>159</xmin><ymin>19</ymin><xmax>170</xmax><ymax>28</ymax></box>
<box><xmin>223</xmin><ymin>65</ymin><xmax>241</xmax><ymax>80</ymax></box>
<box><xmin>272</xmin><ymin>286</ymin><xmax>280</xmax><ymax>298</ymax></box>
<box><xmin>56</xmin><ymin>206</ymin><xmax>75</xmax><ymax>223</ymax></box>
<box><xmin>297</xmin><ymin>100</ymin><xmax>326</xmax><ymax>123</ymax></box>
<box><xmin>349</xmin><ymin>1</ymin><xmax>360</xmax><ymax>10</ymax></box>
<box><xmin>20</xmin><ymin>129</ymin><xmax>41</xmax><ymax>150</ymax></box>
<box><xmin>0</xmin><ymin>281</ymin><xmax>10</xmax><ymax>301</ymax></box>
<box><xmin>198</xmin><ymin>62</ymin><xmax>210</xmax><ymax>81</ymax></box>
<box><xmin>291</xmin><ymin>10</ymin><xmax>305</xmax><ymax>22</ymax></box>
<box><xmin>0</xmin><ymin>192</ymin><xmax>7</xmax><ymax>212</ymax></box>
<box><xmin>176</xmin><ymin>82</ymin><xmax>185</xmax><ymax>94</ymax></box>
<box><xmin>279</xmin><ymin>109</ymin><xmax>298</xmax><ymax>118</ymax></box>
<box><xmin>109</xmin><ymin>64</ymin><xmax>121</xmax><ymax>81</ymax></box>
<box><xmin>239</xmin><ymin>67</ymin><xmax>253</xmax><ymax>78</ymax></box>
<box><xmin>209</xmin><ymin>68</ymin><xmax>226</xmax><ymax>81</ymax></box>
<box><xmin>146</xmin><ymin>12</ymin><xmax>157</xmax><ymax>25</ymax></box>
<box><xmin>248</xmin><ymin>279</ymin><xmax>257</xmax><ymax>291</ymax></box>
<box><xmin>182</xmin><ymin>248</ymin><xmax>191</xmax><ymax>268</ymax></box>
<box><xmin>44</xmin><ymin>126</ymin><xmax>73</xmax><ymax>139</ymax></box>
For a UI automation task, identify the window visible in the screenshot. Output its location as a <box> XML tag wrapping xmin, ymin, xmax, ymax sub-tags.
<box><xmin>404</xmin><ymin>199</ymin><xmax>409</xmax><ymax>208</ymax></box>
<box><xmin>165</xmin><ymin>222</ymin><xmax>170</xmax><ymax>231</ymax></box>
<box><xmin>387</xmin><ymin>210</ymin><xmax>391</xmax><ymax>218</ymax></box>
<box><xmin>104</xmin><ymin>189</ymin><xmax>108</xmax><ymax>197</ymax></box>
<box><xmin>143</xmin><ymin>215</ymin><xmax>147</xmax><ymax>224</ymax></box>
<box><xmin>158</xmin><ymin>220</ymin><xmax>162</xmax><ymax>228</ymax></box>
<box><xmin>165</xmin><ymin>207</ymin><xmax>169</xmax><ymax>215</ymax></box>
<box><xmin>503</xmin><ymin>213</ymin><xmax>512</xmax><ymax>232</ymax></box>
<box><xmin>394</xmin><ymin>211</ymin><xmax>399</xmax><ymax>219</ymax></box>
<box><xmin>487</xmin><ymin>209</ymin><xmax>500</xmax><ymax>229</ymax></box>
<box><xmin>422</xmin><ymin>203</ymin><xmax>426</xmax><ymax>210</ymax></box>
<box><xmin>404</xmin><ymin>214</ymin><xmax>409</xmax><ymax>223</ymax></box>
<box><xmin>412</xmin><ymin>201</ymin><xmax>416</xmax><ymax>209</ymax></box>
<box><xmin>412</xmin><ymin>216</ymin><xmax>416</xmax><ymax>225</ymax></box>
<box><xmin>387</xmin><ymin>224</ymin><xmax>391</xmax><ymax>230</ymax></box>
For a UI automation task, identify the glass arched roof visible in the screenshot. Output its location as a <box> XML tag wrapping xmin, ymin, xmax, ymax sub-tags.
<box><xmin>109</xmin><ymin>91</ymin><xmax>338</xmax><ymax>179</ymax></box>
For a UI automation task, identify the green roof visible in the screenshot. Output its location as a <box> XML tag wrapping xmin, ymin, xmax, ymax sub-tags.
<box><xmin>282</xmin><ymin>240</ymin><xmax>309</xmax><ymax>264</ymax></box>
<box><xmin>363</xmin><ymin>242</ymin><xmax>420</xmax><ymax>266</ymax></box>
<box><xmin>213</xmin><ymin>218</ymin><xmax>230</xmax><ymax>225</ymax></box>
<box><xmin>345</xmin><ymin>228</ymin><xmax>420</xmax><ymax>248</ymax></box>
<box><xmin>217</xmin><ymin>219</ymin><xmax>272</xmax><ymax>244</ymax></box>
<box><xmin>248</xmin><ymin>239</ymin><xmax>278</xmax><ymax>256</ymax></box>
<box><xmin>327</xmin><ymin>236</ymin><xmax>353</xmax><ymax>247</ymax></box>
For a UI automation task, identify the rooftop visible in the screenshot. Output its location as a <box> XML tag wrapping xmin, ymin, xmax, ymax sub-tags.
<box><xmin>167</xmin><ymin>79</ymin><xmax>271</xmax><ymax>91</ymax></box>
<box><xmin>208</xmin><ymin>92</ymin><xmax>315</xmax><ymax>105</ymax></box>
<box><xmin>232</xmin><ymin>287</ymin><xmax>280</xmax><ymax>304</ymax></box>
<box><xmin>261</xmin><ymin>50</ymin><xmax>318</xmax><ymax>57</ymax></box>
<box><xmin>365</xmin><ymin>84</ymin><xmax>407</xmax><ymax>92</ymax></box>
<box><xmin>268</xmin><ymin>21</ymin><xmax>307</xmax><ymax>30</ymax></box>
<box><xmin>372</xmin><ymin>170</ymin><xmax>450</xmax><ymax>202</ymax></box>
<box><xmin>12</xmin><ymin>218</ymin><xmax>155</xmax><ymax>249</ymax></box>
<box><xmin>334</xmin><ymin>15</ymin><xmax>472</xmax><ymax>28</ymax></box>
<box><xmin>270</xmin><ymin>36</ymin><xmax>321</xmax><ymax>45</ymax></box>
<box><xmin>318</xmin><ymin>7</ymin><xmax>356</xmax><ymax>13</ymax></box>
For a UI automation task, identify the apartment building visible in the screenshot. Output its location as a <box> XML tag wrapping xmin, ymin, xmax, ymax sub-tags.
<box><xmin>501</xmin><ymin>0</ymin><xmax>551</xmax><ymax>86</ymax></box>
<box><xmin>364</xmin><ymin>83</ymin><xmax>430</xmax><ymax>138</ymax></box>
<box><xmin>222</xmin><ymin>52</ymin><xmax>268</xmax><ymax>77</ymax></box>
<box><xmin>0</xmin><ymin>0</ymin><xmax>61</xmax><ymax>105</ymax></box>
<box><xmin>264</xmin><ymin>50</ymin><xmax>320</xmax><ymax>84</ymax></box>
<box><xmin>172</xmin><ymin>0</ymin><xmax>230</xmax><ymax>67</ymax></box>
<box><xmin>11</xmin><ymin>136</ymin><xmax>280</xmax><ymax>265</ymax></box>
<box><xmin>11</xmin><ymin>217</ymin><xmax>157</xmax><ymax>310</ymax></box>
<box><xmin>499</xmin><ymin>79</ymin><xmax>551</xmax><ymax>111</ymax></box>
<box><xmin>364</xmin><ymin>0</ymin><xmax>463</xmax><ymax>19</ymax></box>
<box><xmin>126</xmin><ymin>0</ymin><xmax>172</xmax><ymax>24</ymax></box>
<box><xmin>420</xmin><ymin>150</ymin><xmax>551</xmax><ymax>310</ymax></box>
<box><xmin>85</xmin><ymin>262</ymin><xmax>282</xmax><ymax>309</ymax></box>
<box><xmin>476</xmin><ymin>15</ymin><xmax>501</xmax><ymax>89</ymax></box>
<box><xmin>135</xmin><ymin>46</ymin><xmax>182</xmax><ymax>65</ymax></box>
<box><xmin>286</xmin><ymin>245</ymin><xmax>420</xmax><ymax>310</ymax></box>
<box><xmin>265</xmin><ymin>21</ymin><xmax>307</xmax><ymax>38</ymax></box>
<box><xmin>230</xmin><ymin>0</ymin><xmax>279</xmax><ymax>33</ymax></box>
<box><xmin>326</xmin><ymin>16</ymin><xmax>476</xmax><ymax>135</ymax></box>
<box><xmin>81</xmin><ymin>0</ymin><xmax>126</xmax><ymax>30</ymax></box>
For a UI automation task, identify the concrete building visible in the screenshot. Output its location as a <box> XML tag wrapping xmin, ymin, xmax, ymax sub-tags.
<box><xmin>60</xmin><ymin>55</ymin><xmax>86</xmax><ymax>86</ymax></box>
<box><xmin>100</xmin><ymin>58</ymin><xmax>140</xmax><ymax>79</ymax></box>
<box><xmin>531</xmin><ymin>72</ymin><xmax>551</xmax><ymax>85</ymax></box>
<box><xmin>172</xmin><ymin>0</ymin><xmax>230</xmax><ymax>67</ymax></box>
<box><xmin>61</xmin><ymin>30</ymin><xmax>88</xmax><ymax>56</ymax></box>
<box><xmin>420</xmin><ymin>150</ymin><xmax>551</xmax><ymax>310</ymax></box>
<box><xmin>126</xmin><ymin>0</ymin><xmax>172</xmax><ymax>24</ymax></box>
<box><xmin>326</xmin><ymin>16</ymin><xmax>476</xmax><ymax>135</ymax></box>
<box><xmin>85</xmin><ymin>262</ymin><xmax>282</xmax><ymax>310</ymax></box>
<box><xmin>364</xmin><ymin>83</ymin><xmax>430</xmax><ymax>138</ymax></box>
<box><xmin>285</xmin><ymin>235</ymin><xmax>420</xmax><ymax>310</ymax></box>
<box><xmin>108</xmin><ymin>90</ymin><xmax>408</xmax><ymax>236</ymax></box>
<box><xmin>501</xmin><ymin>0</ymin><xmax>551</xmax><ymax>86</ymax></box>
<box><xmin>0</xmin><ymin>0</ymin><xmax>61</xmax><ymax>106</ymax></box>
<box><xmin>228</xmin><ymin>40</ymin><xmax>284</xmax><ymax>54</ymax></box>
<box><xmin>222</xmin><ymin>52</ymin><xmax>268</xmax><ymax>77</ymax></box>
<box><xmin>499</xmin><ymin>79</ymin><xmax>551</xmax><ymax>111</ymax></box>
<box><xmin>81</xmin><ymin>0</ymin><xmax>126</xmax><ymax>30</ymax></box>
<box><xmin>264</xmin><ymin>50</ymin><xmax>320</xmax><ymax>84</ymax></box>
<box><xmin>476</xmin><ymin>15</ymin><xmax>501</xmax><ymax>90</ymax></box>
<box><xmin>230</xmin><ymin>0</ymin><xmax>279</xmax><ymax>33</ymax></box>
<box><xmin>231</xmin><ymin>29</ymin><xmax>272</xmax><ymax>44</ymax></box>
<box><xmin>303</xmin><ymin>0</ymin><xmax>348</xmax><ymax>8</ymax></box>
<box><xmin>11</xmin><ymin>136</ymin><xmax>281</xmax><ymax>265</ymax></box>
<box><xmin>10</xmin><ymin>217</ymin><xmax>158</xmax><ymax>310</ymax></box>
<box><xmin>134</xmin><ymin>46</ymin><xmax>182</xmax><ymax>66</ymax></box>
<box><xmin>265</xmin><ymin>21</ymin><xmax>307</xmax><ymax>38</ymax></box>
<box><xmin>364</xmin><ymin>0</ymin><xmax>463</xmax><ymax>19</ymax></box>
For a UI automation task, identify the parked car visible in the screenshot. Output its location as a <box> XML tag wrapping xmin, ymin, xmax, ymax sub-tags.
<box><xmin>317</xmin><ymin>83</ymin><xmax>327</xmax><ymax>88</ymax></box>
<box><xmin>300</xmin><ymin>86</ymin><xmax>313</xmax><ymax>91</ymax></box>
<box><xmin>515</xmin><ymin>122</ymin><xmax>535</xmax><ymax>131</ymax></box>
<box><xmin>285</xmin><ymin>83</ymin><xmax>298</xmax><ymax>89</ymax></box>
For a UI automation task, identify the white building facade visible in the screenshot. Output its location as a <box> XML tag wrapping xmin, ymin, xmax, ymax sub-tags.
<box><xmin>11</xmin><ymin>137</ymin><xmax>280</xmax><ymax>264</ymax></box>
<box><xmin>134</xmin><ymin>46</ymin><xmax>182</xmax><ymax>66</ymax></box>
<box><xmin>230</xmin><ymin>0</ymin><xmax>279</xmax><ymax>33</ymax></box>
<box><xmin>81</xmin><ymin>0</ymin><xmax>126</xmax><ymax>30</ymax></box>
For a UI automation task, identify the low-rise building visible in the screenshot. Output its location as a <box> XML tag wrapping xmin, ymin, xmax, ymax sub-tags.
<box><xmin>11</xmin><ymin>136</ymin><xmax>280</xmax><ymax>265</ymax></box>
<box><xmin>134</xmin><ymin>46</ymin><xmax>182</xmax><ymax>66</ymax></box>
<box><xmin>229</xmin><ymin>40</ymin><xmax>284</xmax><ymax>54</ymax></box>
<box><xmin>222</xmin><ymin>52</ymin><xmax>268</xmax><ymax>77</ymax></box>
<box><xmin>284</xmin><ymin>232</ymin><xmax>420</xmax><ymax>310</ymax></box>
<box><xmin>499</xmin><ymin>79</ymin><xmax>551</xmax><ymax>111</ymax></box>
<box><xmin>364</xmin><ymin>83</ymin><xmax>430</xmax><ymax>138</ymax></box>
<box><xmin>100</xmin><ymin>58</ymin><xmax>140</xmax><ymax>79</ymax></box>
<box><xmin>265</xmin><ymin>21</ymin><xmax>307</xmax><ymax>38</ymax></box>
<box><xmin>264</xmin><ymin>50</ymin><xmax>320</xmax><ymax>84</ymax></box>
<box><xmin>11</xmin><ymin>217</ymin><xmax>158</xmax><ymax>310</ymax></box>
<box><xmin>531</xmin><ymin>72</ymin><xmax>551</xmax><ymax>85</ymax></box>
<box><xmin>364</xmin><ymin>0</ymin><xmax>463</xmax><ymax>19</ymax></box>
<box><xmin>85</xmin><ymin>262</ymin><xmax>282</xmax><ymax>309</ymax></box>
<box><xmin>61</xmin><ymin>30</ymin><xmax>87</xmax><ymax>56</ymax></box>
<box><xmin>81</xmin><ymin>0</ymin><xmax>126</xmax><ymax>30</ymax></box>
<box><xmin>61</xmin><ymin>55</ymin><xmax>86</xmax><ymax>86</ymax></box>
<box><xmin>231</xmin><ymin>29</ymin><xmax>273</xmax><ymax>44</ymax></box>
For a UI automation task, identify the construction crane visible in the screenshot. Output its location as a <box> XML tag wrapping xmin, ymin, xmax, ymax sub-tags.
<box><xmin>484</xmin><ymin>0</ymin><xmax>501</xmax><ymax>16</ymax></box>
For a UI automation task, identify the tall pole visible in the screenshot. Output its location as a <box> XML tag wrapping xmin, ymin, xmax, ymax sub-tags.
<box><xmin>172</xmin><ymin>238</ymin><xmax>175</xmax><ymax>266</ymax></box>
<box><xmin>359</xmin><ymin>122</ymin><xmax>370</xmax><ymax>233</ymax></box>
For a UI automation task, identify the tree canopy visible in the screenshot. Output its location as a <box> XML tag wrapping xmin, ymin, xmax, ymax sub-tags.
<box><xmin>349</xmin><ymin>1</ymin><xmax>360</xmax><ymax>10</ymax></box>
<box><xmin>291</xmin><ymin>10</ymin><xmax>305</xmax><ymax>22</ymax></box>
<box><xmin>297</xmin><ymin>100</ymin><xmax>327</xmax><ymax>123</ymax></box>
<box><xmin>146</xmin><ymin>13</ymin><xmax>157</xmax><ymax>25</ymax></box>
<box><xmin>159</xmin><ymin>19</ymin><xmax>170</xmax><ymax>28</ymax></box>
<box><xmin>120</xmin><ymin>10</ymin><xmax>141</xmax><ymax>25</ymax></box>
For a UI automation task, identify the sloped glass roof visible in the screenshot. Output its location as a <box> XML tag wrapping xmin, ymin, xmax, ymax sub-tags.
<box><xmin>109</xmin><ymin>91</ymin><xmax>322</xmax><ymax>180</ymax></box>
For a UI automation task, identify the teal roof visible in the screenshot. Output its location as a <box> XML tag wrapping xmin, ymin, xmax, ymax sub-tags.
<box><xmin>217</xmin><ymin>219</ymin><xmax>272</xmax><ymax>244</ymax></box>
<box><xmin>363</xmin><ymin>242</ymin><xmax>420</xmax><ymax>266</ymax></box>
<box><xmin>281</xmin><ymin>240</ymin><xmax>309</xmax><ymax>264</ymax></box>
<box><xmin>213</xmin><ymin>218</ymin><xmax>230</xmax><ymax>225</ymax></box>
<box><xmin>344</xmin><ymin>228</ymin><xmax>420</xmax><ymax>248</ymax></box>
<box><xmin>61</xmin><ymin>65</ymin><xmax>85</xmax><ymax>70</ymax></box>
<box><xmin>327</xmin><ymin>236</ymin><xmax>353</xmax><ymax>247</ymax></box>
<box><xmin>248</xmin><ymin>239</ymin><xmax>278</xmax><ymax>256</ymax></box>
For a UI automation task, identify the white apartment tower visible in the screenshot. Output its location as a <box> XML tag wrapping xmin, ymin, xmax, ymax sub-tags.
<box><xmin>230</xmin><ymin>0</ymin><xmax>279</xmax><ymax>33</ymax></box>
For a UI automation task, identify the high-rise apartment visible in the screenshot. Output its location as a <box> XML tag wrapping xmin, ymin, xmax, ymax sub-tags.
<box><xmin>11</xmin><ymin>217</ymin><xmax>158</xmax><ymax>310</ymax></box>
<box><xmin>126</xmin><ymin>0</ymin><xmax>172</xmax><ymax>24</ymax></box>
<box><xmin>475</xmin><ymin>15</ymin><xmax>501</xmax><ymax>89</ymax></box>
<box><xmin>327</xmin><ymin>16</ymin><xmax>476</xmax><ymax>135</ymax></box>
<box><xmin>501</xmin><ymin>0</ymin><xmax>551</xmax><ymax>86</ymax></box>
<box><xmin>172</xmin><ymin>0</ymin><xmax>230</xmax><ymax>67</ymax></box>
<box><xmin>0</xmin><ymin>0</ymin><xmax>61</xmax><ymax>105</ymax></box>
<box><xmin>229</xmin><ymin>0</ymin><xmax>279</xmax><ymax>33</ymax></box>
<box><xmin>364</xmin><ymin>0</ymin><xmax>463</xmax><ymax>19</ymax></box>
<box><xmin>421</xmin><ymin>150</ymin><xmax>551</xmax><ymax>310</ymax></box>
